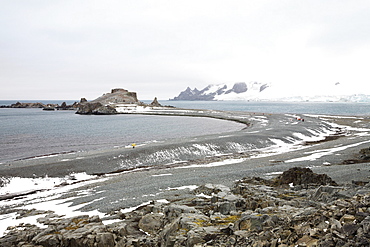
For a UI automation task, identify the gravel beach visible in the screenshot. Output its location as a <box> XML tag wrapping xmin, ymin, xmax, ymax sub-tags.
<box><xmin>1</xmin><ymin>110</ymin><xmax>370</xmax><ymax>244</ymax></box>
<box><xmin>1</xmin><ymin>110</ymin><xmax>369</xmax><ymax>214</ymax></box>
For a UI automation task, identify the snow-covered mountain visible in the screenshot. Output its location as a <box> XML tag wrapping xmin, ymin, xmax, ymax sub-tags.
<box><xmin>171</xmin><ymin>82</ymin><xmax>370</xmax><ymax>102</ymax></box>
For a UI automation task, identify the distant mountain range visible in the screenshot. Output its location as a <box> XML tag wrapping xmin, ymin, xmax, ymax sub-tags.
<box><xmin>171</xmin><ymin>82</ymin><xmax>370</xmax><ymax>102</ymax></box>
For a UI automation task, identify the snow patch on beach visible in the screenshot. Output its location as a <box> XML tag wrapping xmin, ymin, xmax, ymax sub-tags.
<box><xmin>120</xmin><ymin>201</ymin><xmax>152</xmax><ymax>214</ymax></box>
<box><xmin>286</xmin><ymin>139</ymin><xmax>370</xmax><ymax>162</ymax></box>
<box><xmin>119</xmin><ymin>144</ymin><xmax>225</xmax><ymax>169</ymax></box>
<box><xmin>165</xmin><ymin>185</ymin><xmax>198</xmax><ymax>191</ymax></box>
<box><xmin>0</xmin><ymin>172</ymin><xmax>96</xmax><ymax>197</ymax></box>
<box><xmin>226</xmin><ymin>142</ymin><xmax>256</xmax><ymax>153</ymax></box>
<box><xmin>252</xmin><ymin>118</ymin><xmax>347</xmax><ymax>158</ymax></box>
<box><xmin>176</xmin><ymin>158</ymin><xmax>247</xmax><ymax>169</ymax></box>
<box><xmin>266</xmin><ymin>138</ymin><xmax>302</xmax><ymax>154</ymax></box>
<box><xmin>152</xmin><ymin>173</ymin><xmax>173</xmax><ymax>177</ymax></box>
<box><xmin>250</xmin><ymin>116</ymin><xmax>269</xmax><ymax>126</ymax></box>
<box><xmin>192</xmin><ymin>143</ymin><xmax>219</xmax><ymax>154</ymax></box>
<box><xmin>0</xmin><ymin>173</ymin><xmax>112</xmax><ymax>237</ymax></box>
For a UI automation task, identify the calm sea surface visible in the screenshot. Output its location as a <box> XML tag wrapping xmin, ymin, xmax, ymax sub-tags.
<box><xmin>1</xmin><ymin>100</ymin><xmax>369</xmax><ymax>163</ymax></box>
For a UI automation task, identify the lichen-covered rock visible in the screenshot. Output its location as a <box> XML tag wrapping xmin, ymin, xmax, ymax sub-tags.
<box><xmin>138</xmin><ymin>213</ymin><xmax>164</xmax><ymax>235</ymax></box>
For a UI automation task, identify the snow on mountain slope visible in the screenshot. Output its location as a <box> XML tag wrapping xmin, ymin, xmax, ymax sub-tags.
<box><xmin>171</xmin><ymin>82</ymin><xmax>370</xmax><ymax>102</ymax></box>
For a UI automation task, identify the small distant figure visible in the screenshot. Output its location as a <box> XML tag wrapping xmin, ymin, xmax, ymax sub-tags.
<box><xmin>131</xmin><ymin>143</ymin><xmax>136</xmax><ymax>148</ymax></box>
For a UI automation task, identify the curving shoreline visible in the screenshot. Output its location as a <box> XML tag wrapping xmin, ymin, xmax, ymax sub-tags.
<box><xmin>0</xmin><ymin>109</ymin><xmax>337</xmax><ymax>177</ymax></box>
<box><xmin>1</xmin><ymin>109</ymin><xmax>370</xmax><ymax>245</ymax></box>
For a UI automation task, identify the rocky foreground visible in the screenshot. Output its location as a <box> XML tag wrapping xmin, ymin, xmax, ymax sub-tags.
<box><xmin>2</xmin><ymin>167</ymin><xmax>370</xmax><ymax>247</ymax></box>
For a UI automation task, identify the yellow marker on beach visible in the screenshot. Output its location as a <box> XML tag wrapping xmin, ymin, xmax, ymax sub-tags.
<box><xmin>131</xmin><ymin>143</ymin><xmax>136</xmax><ymax>148</ymax></box>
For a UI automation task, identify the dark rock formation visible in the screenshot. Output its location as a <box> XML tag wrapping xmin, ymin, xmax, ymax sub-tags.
<box><xmin>225</xmin><ymin>82</ymin><xmax>248</xmax><ymax>94</ymax></box>
<box><xmin>3</xmin><ymin>167</ymin><xmax>370</xmax><ymax>246</ymax></box>
<box><xmin>171</xmin><ymin>86</ymin><xmax>215</xmax><ymax>101</ymax></box>
<box><xmin>272</xmin><ymin>167</ymin><xmax>338</xmax><ymax>187</ymax></box>
<box><xmin>149</xmin><ymin>97</ymin><xmax>162</xmax><ymax>107</ymax></box>
<box><xmin>259</xmin><ymin>83</ymin><xmax>269</xmax><ymax>92</ymax></box>
<box><xmin>42</xmin><ymin>106</ymin><xmax>55</xmax><ymax>111</ymax></box>
<box><xmin>90</xmin><ymin>88</ymin><xmax>138</xmax><ymax>105</ymax></box>
<box><xmin>76</xmin><ymin>88</ymin><xmax>138</xmax><ymax>115</ymax></box>
<box><xmin>56</xmin><ymin>102</ymin><xmax>79</xmax><ymax>110</ymax></box>
<box><xmin>76</xmin><ymin>102</ymin><xmax>117</xmax><ymax>115</ymax></box>
<box><xmin>359</xmin><ymin>147</ymin><xmax>370</xmax><ymax>160</ymax></box>
<box><xmin>10</xmin><ymin>102</ymin><xmax>46</xmax><ymax>108</ymax></box>
<box><xmin>0</xmin><ymin>101</ymin><xmax>79</xmax><ymax>110</ymax></box>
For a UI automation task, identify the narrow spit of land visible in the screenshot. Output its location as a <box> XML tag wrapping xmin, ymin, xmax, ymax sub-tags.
<box><xmin>0</xmin><ymin>108</ymin><xmax>344</xmax><ymax>177</ymax></box>
<box><xmin>0</xmin><ymin>109</ymin><xmax>370</xmax><ymax>241</ymax></box>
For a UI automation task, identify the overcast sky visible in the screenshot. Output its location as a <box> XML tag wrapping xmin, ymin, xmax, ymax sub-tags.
<box><xmin>1</xmin><ymin>0</ymin><xmax>370</xmax><ymax>100</ymax></box>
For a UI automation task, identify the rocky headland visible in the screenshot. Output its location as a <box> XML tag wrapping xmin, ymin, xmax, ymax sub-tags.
<box><xmin>2</xmin><ymin>167</ymin><xmax>370</xmax><ymax>246</ymax></box>
<box><xmin>75</xmin><ymin>88</ymin><xmax>167</xmax><ymax>115</ymax></box>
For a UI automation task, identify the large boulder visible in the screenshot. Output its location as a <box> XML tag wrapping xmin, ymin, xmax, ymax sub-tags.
<box><xmin>273</xmin><ymin>167</ymin><xmax>338</xmax><ymax>187</ymax></box>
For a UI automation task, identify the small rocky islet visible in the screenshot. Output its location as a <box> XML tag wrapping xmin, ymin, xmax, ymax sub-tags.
<box><xmin>2</xmin><ymin>167</ymin><xmax>370</xmax><ymax>247</ymax></box>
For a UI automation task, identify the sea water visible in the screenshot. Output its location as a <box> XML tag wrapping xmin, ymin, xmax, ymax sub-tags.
<box><xmin>1</xmin><ymin>100</ymin><xmax>369</xmax><ymax>163</ymax></box>
<box><xmin>0</xmin><ymin>107</ymin><xmax>243</xmax><ymax>163</ymax></box>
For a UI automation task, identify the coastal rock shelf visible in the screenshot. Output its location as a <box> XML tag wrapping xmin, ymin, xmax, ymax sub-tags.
<box><xmin>2</xmin><ymin>168</ymin><xmax>370</xmax><ymax>246</ymax></box>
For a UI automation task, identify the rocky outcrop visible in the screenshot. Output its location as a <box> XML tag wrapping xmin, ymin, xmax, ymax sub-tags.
<box><xmin>7</xmin><ymin>102</ymin><xmax>48</xmax><ymax>108</ymax></box>
<box><xmin>0</xmin><ymin>102</ymin><xmax>79</xmax><ymax>110</ymax></box>
<box><xmin>76</xmin><ymin>102</ymin><xmax>117</xmax><ymax>115</ymax></box>
<box><xmin>359</xmin><ymin>147</ymin><xmax>370</xmax><ymax>160</ymax></box>
<box><xmin>76</xmin><ymin>88</ymin><xmax>139</xmax><ymax>115</ymax></box>
<box><xmin>225</xmin><ymin>82</ymin><xmax>248</xmax><ymax>94</ymax></box>
<box><xmin>90</xmin><ymin>88</ymin><xmax>138</xmax><ymax>105</ymax></box>
<box><xmin>149</xmin><ymin>97</ymin><xmax>162</xmax><ymax>107</ymax></box>
<box><xmin>272</xmin><ymin>167</ymin><xmax>338</xmax><ymax>187</ymax></box>
<box><xmin>171</xmin><ymin>86</ymin><xmax>216</xmax><ymax>101</ymax></box>
<box><xmin>2</xmin><ymin>167</ymin><xmax>370</xmax><ymax>246</ymax></box>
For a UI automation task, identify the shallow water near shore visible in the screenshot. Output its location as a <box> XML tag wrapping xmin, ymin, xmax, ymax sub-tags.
<box><xmin>0</xmin><ymin>108</ymin><xmax>244</xmax><ymax>163</ymax></box>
